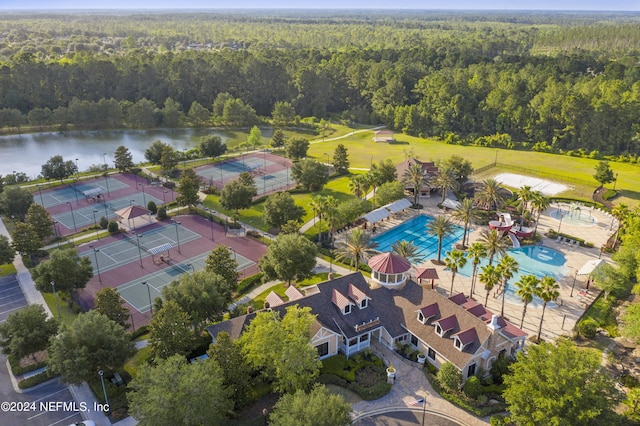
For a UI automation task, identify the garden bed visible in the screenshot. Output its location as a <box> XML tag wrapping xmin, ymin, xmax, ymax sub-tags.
<box><xmin>317</xmin><ymin>351</ymin><xmax>392</xmax><ymax>400</ymax></box>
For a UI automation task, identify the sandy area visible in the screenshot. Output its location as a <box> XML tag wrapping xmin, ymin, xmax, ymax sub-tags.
<box><xmin>494</xmin><ymin>173</ymin><xmax>569</xmax><ymax>196</ymax></box>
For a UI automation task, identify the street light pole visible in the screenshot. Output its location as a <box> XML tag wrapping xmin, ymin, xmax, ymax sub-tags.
<box><xmin>187</xmin><ymin>263</ymin><xmax>195</xmax><ymax>274</ymax></box>
<box><xmin>36</xmin><ymin>184</ymin><xmax>44</xmax><ymax>206</ymax></box>
<box><xmin>138</xmin><ymin>183</ymin><xmax>147</xmax><ymax>207</ymax></box>
<box><xmin>206</xmin><ymin>208</ymin><xmax>215</xmax><ymax>241</ymax></box>
<box><xmin>102</xmin><ymin>152</ymin><xmax>110</xmax><ymax>196</ymax></box>
<box><xmin>613</xmin><ymin>173</ymin><xmax>619</xmax><ymax>191</ymax></box>
<box><xmin>90</xmin><ymin>245</ymin><xmax>102</xmax><ymax>283</ymax></box>
<box><xmin>570</xmin><ymin>270</ymin><xmax>578</xmax><ymax>297</ymax></box>
<box><xmin>163</xmin><ymin>190</ymin><xmax>168</xmax><ymax>206</ymax></box>
<box><xmin>51</xmin><ymin>281</ymin><xmax>61</xmax><ymax>318</ymax></box>
<box><xmin>557</xmin><ymin>203</ymin><xmax>563</xmax><ymax>234</ymax></box>
<box><xmin>142</xmin><ymin>281</ymin><xmax>152</xmax><ymax>315</ymax></box>
<box><xmin>73</xmin><ymin>178</ymin><xmax>80</xmax><ymax>205</ymax></box>
<box><xmin>172</xmin><ymin>220</ymin><xmax>182</xmax><ymax>254</ymax></box>
<box><xmin>98</xmin><ymin>370</ymin><xmax>110</xmax><ymax>414</ymax></box>
<box><xmin>66</xmin><ymin>202</ymin><xmax>77</xmax><ymax>231</ymax></box>
<box><xmin>133</xmin><ymin>231</ymin><xmax>144</xmax><ymax>268</ymax></box>
<box><xmin>92</xmin><ymin>209</ymin><xmax>100</xmax><ymax>240</ymax></box>
<box><xmin>53</xmin><ymin>220</ymin><xmax>61</xmax><ymax>248</ymax></box>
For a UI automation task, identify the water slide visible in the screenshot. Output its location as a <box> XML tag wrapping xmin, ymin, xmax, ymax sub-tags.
<box><xmin>507</xmin><ymin>232</ymin><xmax>520</xmax><ymax>248</ymax></box>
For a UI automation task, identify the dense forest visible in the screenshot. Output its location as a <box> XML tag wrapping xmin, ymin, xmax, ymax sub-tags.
<box><xmin>1</xmin><ymin>11</ymin><xmax>640</xmax><ymax>157</ymax></box>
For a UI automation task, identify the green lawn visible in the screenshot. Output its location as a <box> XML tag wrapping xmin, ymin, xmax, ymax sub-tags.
<box><xmin>250</xmin><ymin>272</ymin><xmax>339</xmax><ymax>310</ymax></box>
<box><xmin>124</xmin><ymin>346</ymin><xmax>151</xmax><ymax>378</ymax></box>
<box><xmin>203</xmin><ymin>173</ymin><xmax>364</xmax><ymax>232</ymax></box>
<box><xmin>0</xmin><ymin>264</ymin><xmax>17</xmax><ymax>278</ymax></box>
<box><xmin>42</xmin><ymin>292</ymin><xmax>78</xmax><ymax>326</ymax></box>
<box><xmin>307</xmin><ymin>130</ymin><xmax>640</xmax><ymax>207</ymax></box>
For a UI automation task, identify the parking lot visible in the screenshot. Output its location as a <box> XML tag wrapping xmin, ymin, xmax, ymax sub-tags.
<box><xmin>0</xmin><ymin>275</ymin><xmax>28</xmax><ymax>323</ymax></box>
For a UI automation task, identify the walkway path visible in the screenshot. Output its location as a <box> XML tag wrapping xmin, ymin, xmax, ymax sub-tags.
<box><xmin>309</xmin><ymin>125</ymin><xmax>386</xmax><ymax>144</ymax></box>
<box><xmin>351</xmin><ymin>341</ymin><xmax>489</xmax><ymax>425</ymax></box>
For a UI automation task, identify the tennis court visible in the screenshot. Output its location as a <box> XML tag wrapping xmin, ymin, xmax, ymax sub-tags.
<box><xmin>116</xmin><ymin>250</ymin><xmax>255</xmax><ymax>313</ymax></box>
<box><xmin>81</xmin><ymin>223</ymin><xmax>201</xmax><ymax>274</ymax></box>
<box><xmin>53</xmin><ymin>192</ymin><xmax>163</xmax><ymax>230</ymax></box>
<box><xmin>35</xmin><ymin>177</ymin><xmax>128</xmax><ymax>209</ymax></box>
<box><xmin>196</xmin><ymin>152</ymin><xmax>293</xmax><ymax>196</ymax></box>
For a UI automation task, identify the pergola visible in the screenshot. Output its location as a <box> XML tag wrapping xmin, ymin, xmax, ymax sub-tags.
<box><xmin>114</xmin><ymin>205</ymin><xmax>152</xmax><ymax>231</ymax></box>
<box><xmin>415</xmin><ymin>266</ymin><xmax>440</xmax><ymax>289</ymax></box>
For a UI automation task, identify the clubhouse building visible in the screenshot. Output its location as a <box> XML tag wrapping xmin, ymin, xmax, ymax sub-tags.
<box><xmin>207</xmin><ymin>271</ymin><xmax>527</xmax><ymax>381</ymax></box>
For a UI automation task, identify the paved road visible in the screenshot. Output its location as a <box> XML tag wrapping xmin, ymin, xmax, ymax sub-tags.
<box><xmin>0</xmin><ymin>354</ymin><xmax>85</xmax><ymax>426</ymax></box>
<box><xmin>354</xmin><ymin>409</ymin><xmax>462</xmax><ymax>426</ymax></box>
<box><xmin>0</xmin><ymin>275</ymin><xmax>28</xmax><ymax>323</ymax></box>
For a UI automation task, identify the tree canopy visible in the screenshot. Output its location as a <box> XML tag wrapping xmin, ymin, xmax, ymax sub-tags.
<box><xmin>291</xmin><ymin>159</ymin><xmax>329</xmax><ymax>192</ymax></box>
<box><xmin>48</xmin><ymin>310</ymin><xmax>134</xmax><ymax>385</ymax></box>
<box><xmin>32</xmin><ymin>248</ymin><xmax>93</xmax><ymax>293</ymax></box>
<box><xmin>0</xmin><ymin>304</ymin><xmax>58</xmax><ymax>361</ymax></box>
<box><xmin>262</xmin><ymin>191</ymin><xmax>305</xmax><ymax>231</ymax></box>
<box><xmin>504</xmin><ymin>339</ymin><xmax>621</xmax><ymax>426</ymax></box>
<box><xmin>41</xmin><ymin>155</ymin><xmax>77</xmax><ymax>181</ymax></box>
<box><xmin>176</xmin><ymin>168</ymin><xmax>201</xmax><ymax>208</ymax></box>
<box><xmin>128</xmin><ymin>355</ymin><xmax>232</xmax><ymax>426</ymax></box>
<box><xmin>148</xmin><ymin>301</ymin><xmax>194</xmax><ymax>360</ymax></box>
<box><xmin>94</xmin><ymin>287</ymin><xmax>130</xmax><ymax>329</ymax></box>
<box><xmin>269</xmin><ymin>384</ymin><xmax>352</xmax><ymax>426</ymax></box>
<box><xmin>259</xmin><ymin>233</ymin><xmax>317</xmax><ymax>285</ymax></box>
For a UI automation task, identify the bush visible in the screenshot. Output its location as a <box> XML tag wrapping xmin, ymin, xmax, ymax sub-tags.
<box><xmin>18</xmin><ymin>369</ymin><xmax>56</xmax><ymax>389</ymax></box>
<box><xmin>577</xmin><ymin>318</ymin><xmax>598</xmax><ymax>339</ymax></box>
<box><xmin>157</xmin><ymin>206</ymin><xmax>167</xmax><ymax>220</ymax></box>
<box><xmin>99</xmin><ymin>216</ymin><xmax>109</xmax><ymax>229</ymax></box>
<box><xmin>237</xmin><ymin>273</ymin><xmax>264</xmax><ymax>295</ymax></box>
<box><xmin>8</xmin><ymin>355</ymin><xmax>47</xmax><ymax>376</ymax></box>
<box><xmin>107</xmin><ymin>221</ymin><xmax>119</xmax><ymax>233</ymax></box>
<box><xmin>602</xmin><ymin>189</ymin><xmax>618</xmax><ymax>201</ymax></box>
<box><xmin>162</xmin><ymin>181</ymin><xmax>176</xmax><ymax>189</ymax></box>
<box><xmin>437</xmin><ymin>362</ymin><xmax>462</xmax><ymax>392</ymax></box>
<box><xmin>490</xmin><ymin>353</ymin><xmax>513</xmax><ymax>385</ymax></box>
<box><xmin>490</xmin><ymin>415</ymin><xmax>511</xmax><ymax>426</ymax></box>
<box><xmin>463</xmin><ymin>376</ymin><xmax>483</xmax><ymax>399</ymax></box>
<box><xmin>147</xmin><ymin>201</ymin><xmax>158</xmax><ymax>214</ymax></box>
<box><xmin>129</xmin><ymin>325</ymin><xmax>149</xmax><ymax>341</ymax></box>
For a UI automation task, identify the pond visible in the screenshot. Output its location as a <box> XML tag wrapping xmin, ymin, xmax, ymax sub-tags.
<box><xmin>0</xmin><ymin>128</ymin><xmax>231</xmax><ymax>179</ymax></box>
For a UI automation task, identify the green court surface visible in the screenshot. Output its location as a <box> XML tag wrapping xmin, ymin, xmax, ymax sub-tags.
<box><xmin>116</xmin><ymin>251</ymin><xmax>255</xmax><ymax>313</ymax></box>
<box><xmin>54</xmin><ymin>192</ymin><xmax>163</xmax><ymax>230</ymax></box>
<box><xmin>35</xmin><ymin>177</ymin><xmax>128</xmax><ymax>209</ymax></box>
<box><xmin>82</xmin><ymin>224</ymin><xmax>201</xmax><ymax>274</ymax></box>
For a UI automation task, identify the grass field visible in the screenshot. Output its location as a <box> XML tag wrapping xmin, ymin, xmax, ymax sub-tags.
<box><xmin>307</xmin><ymin>130</ymin><xmax>640</xmax><ymax>207</ymax></box>
<box><xmin>203</xmin><ymin>173</ymin><xmax>364</xmax><ymax>231</ymax></box>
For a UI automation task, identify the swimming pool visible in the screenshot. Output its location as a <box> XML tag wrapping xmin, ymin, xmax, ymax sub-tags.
<box><xmin>372</xmin><ymin>214</ymin><xmax>464</xmax><ymax>262</ymax></box>
<box><xmin>459</xmin><ymin>245</ymin><xmax>568</xmax><ymax>307</ymax></box>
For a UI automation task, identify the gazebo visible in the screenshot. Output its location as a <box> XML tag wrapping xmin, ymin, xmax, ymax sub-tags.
<box><xmin>114</xmin><ymin>205</ymin><xmax>152</xmax><ymax>231</ymax></box>
<box><xmin>368</xmin><ymin>252</ymin><xmax>411</xmax><ymax>288</ymax></box>
<box><xmin>415</xmin><ymin>266</ymin><xmax>440</xmax><ymax>289</ymax></box>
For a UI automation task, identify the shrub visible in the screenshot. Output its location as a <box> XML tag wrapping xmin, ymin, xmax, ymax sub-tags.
<box><xmin>237</xmin><ymin>273</ymin><xmax>264</xmax><ymax>295</ymax></box>
<box><xmin>577</xmin><ymin>318</ymin><xmax>598</xmax><ymax>339</ymax></box>
<box><xmin>99</xmin><ymin>216</ymin><xmax>109</xmax><ymax>229</ymax></box>
<box><xmin>18</xmin><ymin>369</ymin><xmax>56</xmax><ymax>389</ymax></box>
<box><xmin>602</xmin><ymin>189</ymin><xmax>618</xmax><ymax>201</ymax></box>
<box><xmin>437</xmin><ymin>362</ymin><xmax>462</xmax><ymax>392</ymax></box>
<box><xmin>157</xmin><ymin>206</ymin><xmax>167</xmax><ymax>220</ymax></box>
<box><xmin>490</xmin><ymin>415</ymin><xmax>511</xmax><ymax>426</ymax></box>
<box><xmin>8</xmin><ymin>355</ymin><xmax>47</xmax><ymax>376</ymax></box>
<box><xmin>463</xmin><ymin>376</ymin><xmax>483</xmax><ymax>399</ymax></box>
<box><xmin>147</xmin><ymin>201</ymin><xmax>157</xmax><ymax>214</ymax></box>
<box><xmin>129</xmin><ymin>325</ymin><xmax>149</xmax><ymax>341</ymax></box>
<box><xmin>490</xmin><ymin>353</ymin><xmax>513</xmax><ymax>385</ymax></box>
<box><xmin>162</xmin><ymin>181</ymin><xmax>176</xmax><ymax>189</ymax></box>
<box><xmin>107</xmin><ymin>221</ymin><xmax>119</xmax><ymax>233</ymax></box>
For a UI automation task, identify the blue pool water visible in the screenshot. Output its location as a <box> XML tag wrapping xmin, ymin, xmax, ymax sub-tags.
<box><xmin>372</xmin><ymin>214</ymin><xmax>464</xmax><ymax>262</ymax></box>
<box><xmin>459</xmin><ymin>245</ymin><xmax>568</xmax><ymax>306</ymax></box>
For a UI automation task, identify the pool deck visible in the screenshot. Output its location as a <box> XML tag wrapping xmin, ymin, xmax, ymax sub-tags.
<box><xmin>338</xmin><ymin>194</ymin><xmax>617</xmax><ymax>343</ymax></box>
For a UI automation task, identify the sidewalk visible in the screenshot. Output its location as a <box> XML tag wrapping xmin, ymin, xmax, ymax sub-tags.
<box><xmin>352</xmin><ymin>342</ymin><xmax>489</xmax><ymax>425</ymax></box>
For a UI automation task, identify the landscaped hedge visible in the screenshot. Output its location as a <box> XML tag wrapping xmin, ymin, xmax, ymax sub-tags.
<box><xmin>602</xmin><ymin>189</ymin><xmax>618</xmax><ymax>201</ymax></box>
<box><xmin>18</xmin><ymin>370</ymin><xmax>56</xmax><ymax>389</ymax></box>
<box><xmin>8</xmin><ymin>355</ymin><xmax>47</xmax><ymax>376</ymax></box>
<box><xmin>237</xmin><ymin>273</ymin><xmax>264</xmax><ymax>295</ymax></box>
<box><xmin>318</xmin><ymin>352</ymin><xmax>391</xmax><ymax>400</ymax></box>
<box><xmin>129</xmin><ymin>325</ymin><xmax>149</xmax><ymax>341</ymax></box>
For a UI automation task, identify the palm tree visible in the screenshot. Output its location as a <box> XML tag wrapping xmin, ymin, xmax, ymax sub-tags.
<box><xmin>309</xmin><ymin>195</ymin><xmax>328</xmax><ymax>244</ymax></box>
<box><xmin>466</xmin><ymin>242</ymin><xmax>487</xmax><ymax>298</ymax></box>
<box><xmin>535</xmin><ymin>276</ymin><xmax>560</xmax><ymax>342</ymax></box>
<box><xmin>391</xmin><ymin>240</ymin><xmax>425</xmax><ymax>265</ymax></box>
<box><xmin>324</xmin><ymin>196</ymin><xmax>339</xmax><ymax>248</ymax></box>
<box><xmin>426</xmin><ymin>215</ymin><xmax>454</xmax><ymax>263</ymax></box>
<box><xmin>496</xmin><ymin>255</ymin><xmax>519</xmax><ymax>317</ymax></box>
<box><xmin>530</xmin><ymin>191</ymin><xmax>550</xmax><ymax>238</ymax></box>
<box><xmin>335</xmin><ymin>228</ymin><xmax>378</xmax><ymax>271</ymax></box>
<box><xmin>452</xmin><ymin>198</ymin><xmax>480</xmax><ymax>248</ymax></box>
<box><xmin>611</xmin><ymin>203</ymin><xmax>630</xmax><ymax>248</ymax></box>
<box><xmin>478</xmin><ymin>229</ymin><xmax>509</xmax><ymax>265</ymax></box>
<box><xmin>516</xmin><ymin>185</ymin><xmax>533</xmax><ymax>215</ymax></box>
<box><xmin>348</xmin><ymin>174</ymin><xmax>366</xmax><ymax>199</ymax></box>
<box><xmin>514</xmin><ymin>274</ymin><xmax>540</xmax><ymax>328</ymax></box>
<box><xmin>433</xmin><ymin>166</ymin><xmax>459</xmax><ymax>203</ymax></box>
<box><xmin>444</xmin><ymin>250</ymin><xmax>468</xmax><ymax>295</ymax></box>
<box><xmin>479</xmin><ymin>264</ymin><xmax>501</xmax><ymax>307</ymax></box>
<box><xmin>365</xmin><ymin>168</ymin><xmax>383</xmax><ymax>208</ymax></box>
<box><xmin>403</xmin><ymin>162</ymin><xmax>426</xmax><ymax>207</ymax></box>
<box><xmin>475</xmin><ymin>178</ymin><xmax>505</xmax><ymax>211</ymax></box>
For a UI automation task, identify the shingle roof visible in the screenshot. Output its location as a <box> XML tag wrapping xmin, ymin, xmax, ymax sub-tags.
<box><xmin>434</xmin><ymin>314</ymin><xmax>458</xmax><ymax>333</ymax></box>
<box><xmin>448</xmin><ymin>293</ymin><xmax>468</xmax><ymax>305</ymax></box>
<box><xmin>415</xmin><ymin>267</ymin><xmax>439</xmax><ymax>280</ymax></box>
<box><xmin>419</xmin><ymin>303</ymin><xmax>439</xmax><ymax>321</ymax></box>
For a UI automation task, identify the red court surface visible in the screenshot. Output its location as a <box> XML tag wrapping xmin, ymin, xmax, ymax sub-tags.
<box><xmin>75</xmin><ymin>213</ymin><xmax>267</xmax><ymax>328</ymax></box>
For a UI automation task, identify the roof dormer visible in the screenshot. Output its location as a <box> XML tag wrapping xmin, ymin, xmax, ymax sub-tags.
<box><xmin>417</xmin><ymin>303</ymin><xmax>439</xmax><ymax>324</ymax></box>
<box><xmin>332</xmin><ymin>289</ymin><xmax>355</xmax><ymax>315</ymax></box>
<box><xmin>265</xmin><ymin>291</ymin><xmax>285</xmax><ymax>308</ymax></box>
<box><xmin>433</xmin><ymin>314</ymin><xmax>457</xmax><ymax>337</ymax></box>
<box><xmin>348</xmin><ymin>283</ymin><xmax>371</xmax><ymax>309</ymax></box>
<box><xmin>452</xmin><ymin>327</ymin><xmax>478</xmax><ymax>352</ymax></box>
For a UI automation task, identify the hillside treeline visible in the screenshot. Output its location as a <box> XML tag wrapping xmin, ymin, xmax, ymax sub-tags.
<box><xmin>1</xmin><ymin>11</ymin><xmax>640</xmax><ymax>156</ymax></box>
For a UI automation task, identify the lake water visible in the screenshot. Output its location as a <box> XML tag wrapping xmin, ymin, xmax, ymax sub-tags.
<box><xmin>0</xmin><ymin>128</ymin><xmax>231</xmax><ymax>179</ymax></box>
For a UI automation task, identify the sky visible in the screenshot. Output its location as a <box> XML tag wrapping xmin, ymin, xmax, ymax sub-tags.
<box><xmin>1</xmin><ymin>1</ymin><xmax>639</xmax><ymax>11</ymax></box>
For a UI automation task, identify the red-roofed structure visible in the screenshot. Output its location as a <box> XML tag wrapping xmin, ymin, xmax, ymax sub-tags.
<box><xmin>331</xmin><ymin>289</ymin><xmax>355</xmax><ymax>314</ymax></box>
<box><xmin>368</xmin><ymin>252</ymin><xmax>411</xmax><ymax>288</ymax></box>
